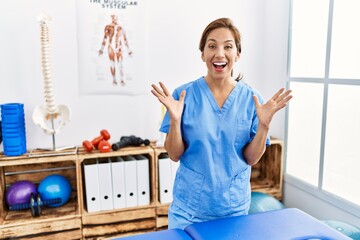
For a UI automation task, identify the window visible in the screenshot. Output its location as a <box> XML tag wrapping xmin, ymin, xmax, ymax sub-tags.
<box><xmin>286</xmin><ymin>0</ymin><xmax>360</xmax><ymax>214</ymax></box>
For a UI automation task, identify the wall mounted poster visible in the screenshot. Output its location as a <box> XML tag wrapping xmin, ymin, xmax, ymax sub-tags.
<box><xmin>76</xmin><ymin>1</ymin><xmax>147</xmax><ymax>95</ymax></box>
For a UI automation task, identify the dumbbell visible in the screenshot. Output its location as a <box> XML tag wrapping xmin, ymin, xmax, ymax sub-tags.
<box><xmin>112</xmin><ymin>135</ymin><xmax>150</xmax><ymax>151</ymax></box>
<box><xmin>6</xmin><ymin>175</ymin><xmax>71</xmax><ymax>217</ymax></box>
<box><xmin>9</xmin><ymin>192</ymin><xmax>62</xmax><ymax>217</ymax></box>
<box><xmin>97</xmin><ymin>139</ymin><xmax>111</xmax><ymax>153</ymax></box>
<box><xmin>82</xmin><ymin>129</ymin><xmax>111</xmax><ymax>153</ymax></box>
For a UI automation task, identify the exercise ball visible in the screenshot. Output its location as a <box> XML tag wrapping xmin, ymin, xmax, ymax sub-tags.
<box><xmin>322</xmin><ymin>220</ymin><xmax>360</xmax><ymax>240</ymax></box>
<box><xmin>38</xmin><ymin>174</ymin><xmax>72</xmax><ymax>207</ymax></box>
<box><xmin>6</xmin><ymin>180</ymin><xmax>37</xmax><ymax>206</ymax></box>
<box><xmin>249</xmin><ymin>191</ymin><xmax>285</xmax><ymax>214</ymax></box>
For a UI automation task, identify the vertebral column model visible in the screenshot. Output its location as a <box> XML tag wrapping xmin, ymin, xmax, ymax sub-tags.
<box><xmin>32</xmin><ymin>13</ymin><xmax>71</xmax><ymax>149</ymax></box>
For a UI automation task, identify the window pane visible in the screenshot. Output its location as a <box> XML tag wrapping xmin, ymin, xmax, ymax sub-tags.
<box><xmin>290</xmin><ymin>0</ymin><xmax>329</xmax><ymax>78</ymax></box>
<box><xmin>329</xmin><ymin>0</ymin><xmax>360</xmax><ymax>79</ymax></box>
<box><xmin>323</xmin><ymin>85</ymin><xmax>360</xmax><ymax>206</ymax></box>
<box><xmin>286</xmin><ymin>82</ymin><xmax>324</xmax><ymax>186</ymax></box>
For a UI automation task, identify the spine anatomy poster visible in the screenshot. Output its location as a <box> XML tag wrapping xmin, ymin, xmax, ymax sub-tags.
<box><xmin>76</xmin><ymin>0</ymin><xmax>147</xmax><ymax>95</ymax></box>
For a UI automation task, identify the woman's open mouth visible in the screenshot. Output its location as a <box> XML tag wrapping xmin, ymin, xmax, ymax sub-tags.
<box><xmin>213</xmin><ymin>62</ymin><xmax>227</xmax><ymax>69</ymax></box>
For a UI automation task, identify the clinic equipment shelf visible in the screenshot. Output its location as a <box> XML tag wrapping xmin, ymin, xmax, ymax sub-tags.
<box><xmin>0</xmin><ymin>139</ymin><xmax>283</xmax><ymax>239</ymax></box>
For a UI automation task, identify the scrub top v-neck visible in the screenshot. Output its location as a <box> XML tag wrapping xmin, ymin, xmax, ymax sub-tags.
<box><xmin>199</xmin><ymin>76</ymin><xmax>239</xmax><ymax>118</ymax></box>
<box><xmin>160</xmin><ymin>76</ymin><xmax>270</xmax><ymax>220</ymax></box>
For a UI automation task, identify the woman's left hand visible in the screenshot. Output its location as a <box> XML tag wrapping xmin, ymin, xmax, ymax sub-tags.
<box><xmin>253</xmin><ymin>88</ymin><xmax>292</xmax><ymax>128</ymax></box>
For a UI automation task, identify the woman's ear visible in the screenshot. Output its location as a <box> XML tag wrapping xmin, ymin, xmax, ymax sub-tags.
<box><xmin>235</xmin><ymin>52</ymin><xmax>240</xmax><ymax>62</ymax></box>
<box><xmin>201</xmin><ymin>52</ymin><xmax>205</xmax><ymax>62</ymax></box>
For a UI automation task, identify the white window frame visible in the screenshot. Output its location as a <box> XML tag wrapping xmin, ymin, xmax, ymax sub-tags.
<box><xmin>285</xmin><ymin>0</ymin><xmax>360</xmax><ymax>217</ymax></box>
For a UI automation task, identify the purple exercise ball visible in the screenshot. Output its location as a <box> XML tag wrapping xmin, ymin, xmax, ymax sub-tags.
<box><xmin>6</xmin><ymin>180</ymin><xmax>37</xmax><ymax>206</ymax></box>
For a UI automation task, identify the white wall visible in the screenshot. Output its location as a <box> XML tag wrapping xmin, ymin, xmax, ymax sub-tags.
<box><xmin>262</xmin><ymin>0</ymin><xmax>291</xmax><ymax>139</ymax></box>
<box><xmin>284</xmin><ymin>182</ymin><xmax>360</xmax><ymax>227</ymax></box>
<box><xmin>0</xmin><ymin>0</ymin><xmax>274</xmax><ymax>150</ymax></box>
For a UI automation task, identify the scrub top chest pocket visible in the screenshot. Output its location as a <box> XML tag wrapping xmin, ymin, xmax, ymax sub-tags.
<box><xmin>234</xmin><ymin>119</ymin><xmax>252</xmax><ymax>149</ymax></box>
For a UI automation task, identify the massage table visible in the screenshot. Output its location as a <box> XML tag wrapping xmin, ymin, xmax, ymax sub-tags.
<box><xmin>115</xmin><ymin>208</ymin><xmax>351</xmax><ymax>240</ymax></box>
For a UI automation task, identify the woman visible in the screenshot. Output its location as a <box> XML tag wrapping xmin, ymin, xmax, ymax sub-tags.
<box><xmin>151</xmin><ymin>18</ymin><xmax>292</xmax><ymax>230</ymax></box>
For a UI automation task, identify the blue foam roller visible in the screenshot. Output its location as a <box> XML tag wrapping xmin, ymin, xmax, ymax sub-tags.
<box><xmin>0</xmin><ymin>120</ymin><xmax>2</xmax><ymax>145</ymax></box>
<box><xmin>1</xmin><ymin>103</ymin><xmax>27</xmax><ymax>156</ymax></box>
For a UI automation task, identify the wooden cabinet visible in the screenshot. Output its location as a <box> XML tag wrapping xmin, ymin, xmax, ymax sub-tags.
<box><xmin>0</xmin><ymin>138</ymin><xmax>283</xmax><ymax>239</ymax></box>
<box><xmin>153</xmin><ymin>147</ymin><xmax>172</xmax><ymax>231</ymax></box>
<box><xmin>251</xmin><ymin>138</ymin><xmax>284</xmax><ymax>200</ymax></box>
<box><xmin>0</xmin><ymin>152</ymin><xmax>82</xmax><ymax>239</ymax></box>
<box><xmin>77</xmin><ymin>146</ymin><xmax>157</xmax><ymax>239</ymax></box>
<box><xmin>152</xmin><ymin>138</ymin><xmax>284</xmax><ymax>230</ymax></box>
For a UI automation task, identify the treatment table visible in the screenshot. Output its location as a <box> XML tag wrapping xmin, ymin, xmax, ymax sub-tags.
<box><xmin>115</xmin><ymin>208</ymin><xmax>351</xmax><ymax>240</ymax></box>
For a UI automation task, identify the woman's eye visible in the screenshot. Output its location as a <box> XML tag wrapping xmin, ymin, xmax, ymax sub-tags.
<box><xmin>208</xmin><ymin>45</ymin><xmax>216</xmax><ymax>49</ymax></box>
<box><xmin>225</xmin><ymin>45</ymin><xmax>233</xmax><ymax>49</ymax></box>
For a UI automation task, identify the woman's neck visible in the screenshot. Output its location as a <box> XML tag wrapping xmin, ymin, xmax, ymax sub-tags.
<box><xmin>204</xmin><ymin>75</ymin><xmax>236</xmax><ymax>108</ymax></box>
<box><xmin>204</xmin><ymin>75</ymin><xmax>236</xmax><ymax>91</ymax></box>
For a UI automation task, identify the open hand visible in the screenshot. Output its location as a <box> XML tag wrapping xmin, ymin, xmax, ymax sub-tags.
<box><xmin>253</xmin><ymin>88</ymin><xmax>292</xmax><ymax>128</ymax></box>
<box><xmin>151</xmin><ymin>82</ymin><xmax>186</xmax><ymax>122</ymax></box>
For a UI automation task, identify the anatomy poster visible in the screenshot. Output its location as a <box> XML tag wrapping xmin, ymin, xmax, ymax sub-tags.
<box><xmin>76</xmin><ymin>1</ymin><xmax>147</xmax><ymax>95</ymax></box>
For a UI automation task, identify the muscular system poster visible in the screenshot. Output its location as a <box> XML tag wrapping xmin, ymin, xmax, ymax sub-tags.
<box><xmin>76</xmin><ymin>0</ymin><xmax>147</xmax><ymax>95</ymax></box>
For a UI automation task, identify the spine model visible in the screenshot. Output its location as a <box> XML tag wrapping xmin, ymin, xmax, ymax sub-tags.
<box><xmin>32</xmin><ymin>13</ymin><xmax>71</xmax><ymax>145</ymax></box>
<box><xmin>39</xmin><ymin>15</ymin><xmax>57</xmax><ymax>117</ymax></box>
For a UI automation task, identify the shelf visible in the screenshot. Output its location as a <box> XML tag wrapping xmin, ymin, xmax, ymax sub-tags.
<box><xmin>0</xmin><ymin>139</ymin><xmax>283</xmax><ymax>238</ymax></box>
<box><xmin>1</xmin><ymin>211</ymin><xmax>81</xmax><ymax>239</ymax></box>
<box><xmin>0</xmin><ymin>151</ymin><xmax>77</xmax><ymax>167</ymax></box>
<box><xmin>82</xmin><ymin>206</ymin><xmax>156</xmax><ymax>239</ymax></box>
<box><xmin>150</xmin><ymin>139</ymin><xmax>284</xmax><ymax>230</ymax></box>
<box><xmin>0</xmin><ymin>155</ymin><xmax>81</xmax><ymax>239</ymax></box>
<box><xmin>78</xmin><ymin>146</ymin><xmax>157</xmax><ymax>239</ymax></box>
<box><xmin>251</xmin><ymin>139</ymin><xmax>283</xmax><ymax>200</ymax></box>
<box><xmin>77</xmin><ymin>145</ymin><xmax>154</xmax><ymax>159</ymax></box>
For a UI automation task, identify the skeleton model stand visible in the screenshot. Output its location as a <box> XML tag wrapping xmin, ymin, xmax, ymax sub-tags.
<box><xmin>30</xmin><ymin>13</ymin><xmax>76</xmax><ymax>157</ymax></box>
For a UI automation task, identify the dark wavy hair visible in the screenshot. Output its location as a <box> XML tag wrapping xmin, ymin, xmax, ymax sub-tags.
<box><xmin>199</xmin><ymin>18</ymin><xmax>243</xmax><ymax>81</ymax></box>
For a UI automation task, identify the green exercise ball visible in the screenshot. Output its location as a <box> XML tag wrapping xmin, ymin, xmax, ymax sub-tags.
<box><xmin>249</xmin><ymin>191</ymin><xmax>285</xmax><ymax>214</ymax></box>
<box><xmin>322</xmin><ymin>220</ymin><xmax>360</xmax><ymax>240</ymax></box>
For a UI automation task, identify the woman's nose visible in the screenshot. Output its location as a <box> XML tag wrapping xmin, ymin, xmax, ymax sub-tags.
<box><xmin>215</xmin><ymin>48</ymin><xmax>225</xmax><ymax>57</ymax></box>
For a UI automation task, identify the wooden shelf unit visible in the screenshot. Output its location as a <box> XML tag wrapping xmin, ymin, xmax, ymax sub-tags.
<box><xmin>251</xmin><ymin>138</ymin><xmax>284</xmax><ymax>200</ymax></box>
<box><xmin>153</xmin><ymin>147</ymin><xmax>171</xmax><ymax>231</ymax></box>
<box><xmin>0</xmin><ymin>138</ymin><xmax>283</xmax><ymax>239</ymax></box>
<box><xmin>0</xmin><ymin>152</ymin><xmax>82</xmax><ymax>240</ymax></box>
<box><xmin>77</xmin><ymin>146</ymin><xmax>157</xmax><ymax>239</ymax></box>
<box><xmin>152</xmin><ymin>138</ymin><xmax>284</xmax><ymax>229</ymax></box>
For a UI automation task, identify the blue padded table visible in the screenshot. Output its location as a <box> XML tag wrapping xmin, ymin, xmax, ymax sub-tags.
<box><xmin>185</xmin><ymin>208</ymin><xmax>351</xmax><ymax>240</ymax></box>
<box><xmin>114</xmin><ymin>228</ymin><xmax>193</xmax><ymax>240</ymax></box>
<box><xmin>115</xmin><ymin>208</ymin><xmax>351</xmax><ymax>240</ymax></box>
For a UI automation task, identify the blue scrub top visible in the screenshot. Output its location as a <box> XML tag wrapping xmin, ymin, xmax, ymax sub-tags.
<box><xmin>160</xmin><ymin>77</ymin><xmax>270</xmax><ymax>220</ymax></box>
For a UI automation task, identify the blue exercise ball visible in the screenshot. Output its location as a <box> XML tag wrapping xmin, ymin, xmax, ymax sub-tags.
<box><xmin>249</xmin><ymin>191</ymin><xmax>285</xmax><ymax>214</ymax></box>
<box><xmin>38</xmin><ymin>174</ymin><xmax>72</xmax><ymax>207</ymax></box>
<box><xmin>322</xmin><ymin>220</ymin><xmax>360</xmax><ymax>240</ymax></box>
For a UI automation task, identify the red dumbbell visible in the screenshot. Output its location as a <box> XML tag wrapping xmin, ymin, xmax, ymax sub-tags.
<box><xmin>98</xmin><ymin>139</ymin><xmax>111</xmax><ymax>153</ymax></box>
<box><xmin>82</xmin><ymin>130</ymin><xmax>111</xmax><ymax>153</ymax></box>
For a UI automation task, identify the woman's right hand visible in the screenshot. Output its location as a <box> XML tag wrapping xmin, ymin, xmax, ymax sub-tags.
<box><xmin>151</xmin><ymin>82</ymin><xmax>186</xmax><ymax>122</ymax></box>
